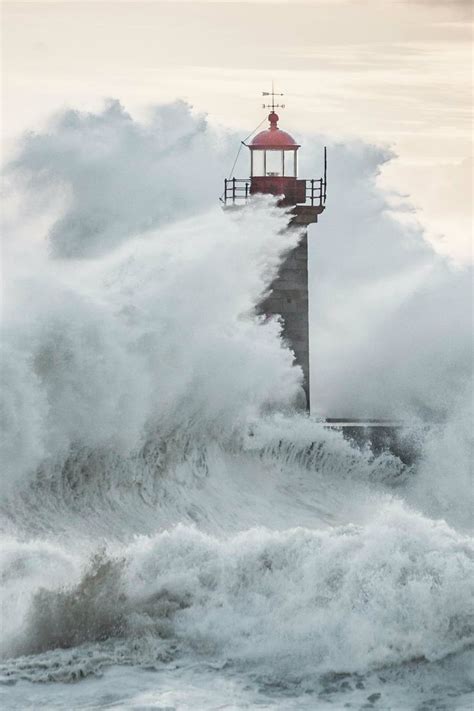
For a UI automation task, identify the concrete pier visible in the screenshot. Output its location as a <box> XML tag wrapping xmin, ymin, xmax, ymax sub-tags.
<box><xmin>324</xmin><ymin>419</ymin><xmax>420</xmax><ymax>465</ymax></box>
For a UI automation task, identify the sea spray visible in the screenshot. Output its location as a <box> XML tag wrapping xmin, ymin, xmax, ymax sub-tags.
<box><xmin>1</xmin><ymin>100</ymin><xmax>472</xmax><ymax>709</ymax></box>
<box><xmin>1</xmin><ymin>202</ymin><xmax>303</xmax><ymax>492</ymax></box>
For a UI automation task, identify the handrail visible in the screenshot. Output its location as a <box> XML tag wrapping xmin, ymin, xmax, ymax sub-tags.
<box><xmin>222</xmin><ymin>177</ymin><xmax>327</xmax><ymax>207</ymax></box>
<box><xmin>223</xmin><ymin>178</ymin><xmax>251</xmax><ymax>205</ymax></box>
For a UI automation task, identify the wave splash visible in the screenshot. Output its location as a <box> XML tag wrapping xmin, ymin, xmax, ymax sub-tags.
<box><xmin>1</xmin><ymin>101</ymin><xmax>473</xmax><ymax>708</ymax></box>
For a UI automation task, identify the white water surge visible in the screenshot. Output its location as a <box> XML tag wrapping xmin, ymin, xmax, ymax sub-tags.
<box><xmin>0</xmin><ymin>101</ymin><xmax>473</xmax><ymax>710</ymax></box>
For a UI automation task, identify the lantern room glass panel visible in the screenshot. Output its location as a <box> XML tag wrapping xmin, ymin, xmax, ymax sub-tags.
<box><xmin>252</xmin><ymin>150</ymin><xmax>265</xmax><ymax>177</ymax></box>
<box><xmin>283</xmin><ymin>150</ymin><xmax>297</xmax><ymax>177</ymax></box>
<box><xmin>265</xmin><ymin>150</ymin><xmax>283</xmax><ymax>176</ymax></box>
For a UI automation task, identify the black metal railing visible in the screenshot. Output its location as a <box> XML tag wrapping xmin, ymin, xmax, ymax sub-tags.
<box><xmin>221</xmin><ymin>177</ymin><xmax>327</xmax><ymax>207</ymax></box>
<box><xmin>306</xmin><ymin>178</ymin><xmax>326</xmax><ymax>207</ymax></box>
<box><xmin>222</xmin><ymin>178</ymin><xmax>251</xmax><ymax>205</ymax></box>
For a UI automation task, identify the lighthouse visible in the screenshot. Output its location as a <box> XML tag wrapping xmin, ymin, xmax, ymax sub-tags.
<box><xmin>222</xmin><ymin>89</ymin><xmax>327</xmax><ymax>410</ymax></box>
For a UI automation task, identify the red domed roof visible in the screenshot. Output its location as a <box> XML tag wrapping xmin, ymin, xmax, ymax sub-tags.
<box><xmin>250</xmin><ymin>111</ymin><xmax>300</xmax><ymax>150</ymax></box>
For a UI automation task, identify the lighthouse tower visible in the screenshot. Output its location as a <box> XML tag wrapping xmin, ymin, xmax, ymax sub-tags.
<box><xmin>222</xmin><ymin>89</ymin><xmax>327</xmax><ymax>410</ymax></box>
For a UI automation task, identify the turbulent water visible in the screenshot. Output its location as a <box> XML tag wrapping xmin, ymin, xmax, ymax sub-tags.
<box><xmin>1</xmin><ymin>101</ymin><xmax>473</xmax><ymax>710</ymax></box>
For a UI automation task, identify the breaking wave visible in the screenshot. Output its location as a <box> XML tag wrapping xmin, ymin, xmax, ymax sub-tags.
<box><xmin>1</xmin><ymin>101</ymin><xmax>472</xmax><ymax>709</ymax></box>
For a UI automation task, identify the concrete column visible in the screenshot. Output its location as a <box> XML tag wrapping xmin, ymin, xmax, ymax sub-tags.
<box><xmin>257</xmin><ymin>229</ymin><xmax>310</xmax><ymax>409</ymax></box>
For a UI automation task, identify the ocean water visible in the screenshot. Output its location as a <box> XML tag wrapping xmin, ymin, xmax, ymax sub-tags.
<box><xmin>1</xmin><ymin>101</ymin><xmax>473</xmax><ymax>710</ymax></box>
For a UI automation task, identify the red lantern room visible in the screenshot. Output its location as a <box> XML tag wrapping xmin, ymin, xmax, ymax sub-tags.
<box><xmin>249</xmin><ymin>110</ymin><xmax>304</xmax><ymax>204</ymax></box>
<box><xmin>222</xmin><ymin>87</ymin><xmax>327</xmax><ymax>212</ymax></box>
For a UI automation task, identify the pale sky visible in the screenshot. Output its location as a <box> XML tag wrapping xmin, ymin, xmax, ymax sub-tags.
<box><xmin>2</xmin><ymin>0</ymin><xmax>473</xmax><ymax>260</ymax></box>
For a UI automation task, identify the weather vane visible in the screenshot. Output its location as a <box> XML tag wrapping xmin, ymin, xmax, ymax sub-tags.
<box><xmin>262</xmin><ymin>82</ymin><xmax>285</xmax><ymax>112</ymax></box>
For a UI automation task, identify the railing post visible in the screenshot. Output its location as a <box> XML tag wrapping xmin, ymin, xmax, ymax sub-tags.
<box><xmin>232</xmin><ymin>177</ymin><xmax>236</xmax><ymax>204</ymax></box>
<box><xmin>310</xmin><ymin>179</ymin><xmax>314</xmax><ymax>206</ymax></box>
<box><xmin>224</xmin><ymin>178</ymin><xmax>227</xmax><ymax>205</ymax></box>
<box><xmin>245</xmin><ymin>182</ymin><xmax>249</xmax><ymax>200</ymax></box>
<box><xmin>324</xmin><ymin>146</ymin><xmax>327</xmax><ymax>203</ymax></box>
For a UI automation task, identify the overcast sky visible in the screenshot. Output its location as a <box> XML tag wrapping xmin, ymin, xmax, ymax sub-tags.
<box><xmin>2</xmin><ymin>0</ymin><xmax>472</xmax><ymax>260</ymax></box>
